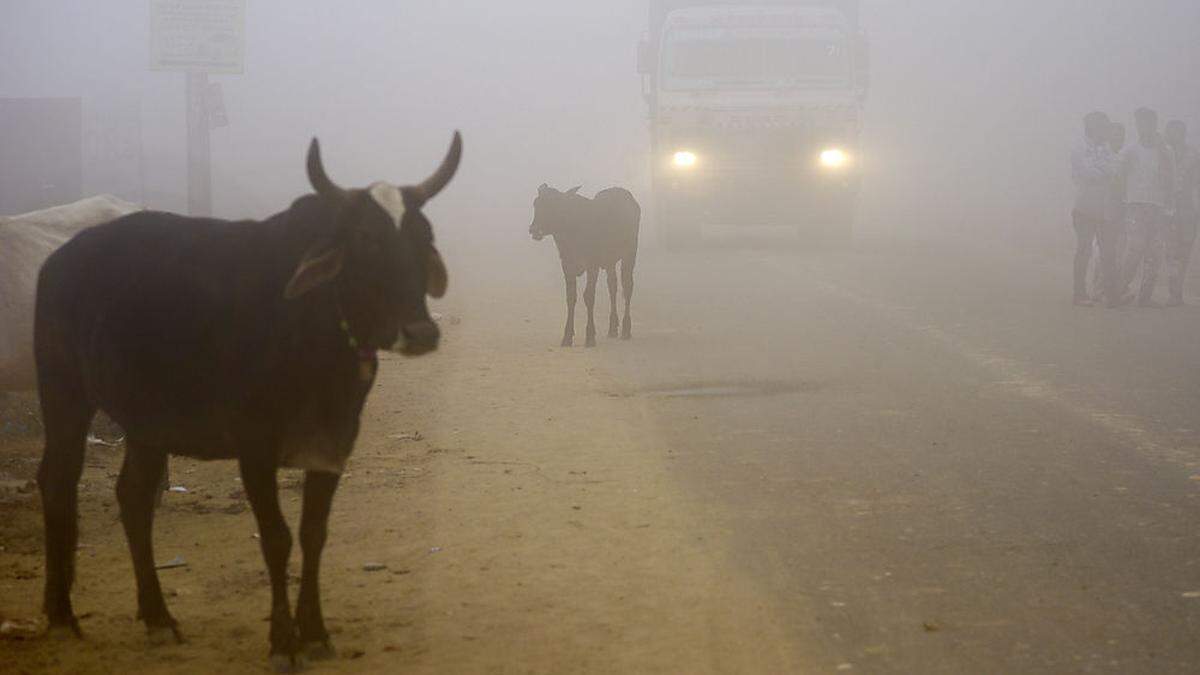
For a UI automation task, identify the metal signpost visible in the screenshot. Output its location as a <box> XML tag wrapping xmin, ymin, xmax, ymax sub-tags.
<box><xmin>150</xmin><ymin>0</ymin><xmax>245</xmax><ymax>217</ymax></box>
<box><xmin>147</xmin><ymin>0</ymin><xmax>244</xmax><ymax>494</ymax></box>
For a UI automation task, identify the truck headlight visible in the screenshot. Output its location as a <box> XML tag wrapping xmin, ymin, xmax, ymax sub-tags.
<box><xmin>819</xmin><ymin>148</ymin><xmax>850</xmax><ymax>170</ymax></box>
<box><xmin>672</xmin><ymin>150</ymin><xmax>698</xmax><ymax>169</ymax></box>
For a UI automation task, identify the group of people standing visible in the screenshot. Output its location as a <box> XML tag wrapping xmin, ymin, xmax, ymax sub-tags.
<box><xmin>1071</xmin><ymin>108</ymin><xmax>1200</xmax><ymax>307</ymax></box>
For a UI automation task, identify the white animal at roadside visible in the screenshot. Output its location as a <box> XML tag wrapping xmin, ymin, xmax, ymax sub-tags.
<box><xmin>0</xmin><ymin>195</ymin><xmax>141</xmax><ymax>391</ymax></box>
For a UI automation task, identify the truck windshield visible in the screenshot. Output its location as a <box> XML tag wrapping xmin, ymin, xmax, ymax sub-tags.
<box><xmin>664</xmin><ymin>28</ymin><xmax>849</xmax><ymax>91</ymax></box>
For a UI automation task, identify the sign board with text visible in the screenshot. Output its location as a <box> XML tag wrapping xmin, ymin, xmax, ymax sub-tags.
<box><xmin>150</xmin><ymin>0</ymin><xmax>246</xmax><ymax>74</ymax></box>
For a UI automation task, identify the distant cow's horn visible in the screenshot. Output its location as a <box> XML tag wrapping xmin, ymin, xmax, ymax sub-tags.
<box><xmin>412</xmin><ymin>132</ymin><xmax>463</xmax><ymax>204</ymax></box>
<box><xmin>307</xmin><ymin>138</ymin><xmax>347</xmax><ymax>203</ymax></box>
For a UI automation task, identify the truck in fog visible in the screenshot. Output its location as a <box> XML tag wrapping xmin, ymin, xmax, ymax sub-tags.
<box><xmin>639</xmin><ymin>0</ymin><xmax>869</xmax><ymax>248</ymax></box>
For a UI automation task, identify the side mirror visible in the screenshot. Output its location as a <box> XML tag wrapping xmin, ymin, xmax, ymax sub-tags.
<box><xmin>637</xmin><ymin>40</ymin><xmax>656</xmax><ymax>75</ymax></box>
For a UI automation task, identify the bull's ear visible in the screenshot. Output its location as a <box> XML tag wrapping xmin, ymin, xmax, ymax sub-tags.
<box><xmin>426</xmin><ymin>246</ymin><xmax>448</xmax><ymax>299</ymax></box>
<box><xmin>284</xmin><ymin>245</ymin><xmax>345</xmax><ymax>299</ymax></box>
<box><xmin>566</xmin><ymin>186</ymin><xmax>582</xmax><ymax>196</ymax></box>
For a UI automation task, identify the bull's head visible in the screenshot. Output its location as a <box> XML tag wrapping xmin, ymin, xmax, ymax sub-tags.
<box><xmin>284</xmin><ymin>133</ymin><xmax>462</xmax><ymax>357</ymax></box>
<box><xmin>529</xmin><ymin>183</ymin><xmax>582</xmax><ymax>241</ymax></box>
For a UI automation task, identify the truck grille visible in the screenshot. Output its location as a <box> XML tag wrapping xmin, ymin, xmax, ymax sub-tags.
<box><xmin>694</xmin><ymin>129</ymin><xmax>812</xmax><ymax>173</ymax></box>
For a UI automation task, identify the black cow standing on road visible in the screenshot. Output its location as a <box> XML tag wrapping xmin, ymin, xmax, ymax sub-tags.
<box><xmin>529</xmin><ymin>185</ymin><xmax>640</xmax><ymax>347</ymax></box>
<box><xmin>34</xmin><ymin>133</ymin><xmax>461</xmax><ymax>671</ymax></box>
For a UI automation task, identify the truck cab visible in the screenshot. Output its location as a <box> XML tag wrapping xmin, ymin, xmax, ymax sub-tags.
<box><xmin>639</xmin><ymin>0</ymin><xmax>869</xmax><ymax>248</ymax></box>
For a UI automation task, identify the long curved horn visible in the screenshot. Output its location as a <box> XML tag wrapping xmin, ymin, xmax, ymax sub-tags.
<box><xmin>307</xmin><ymin>138</ymin><xmax>347</xmax><ymax>202</ymax></box>
<box><xmin>411</xmin><ymin>131</ymin><xmax>463</xmax><ymax>204</ymax></box>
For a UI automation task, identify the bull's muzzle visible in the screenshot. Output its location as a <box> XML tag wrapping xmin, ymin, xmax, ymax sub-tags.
<box><xmin>394</xmin><ymin>319</ymin><xmax>440</xmax><ymax>356</ymax></box>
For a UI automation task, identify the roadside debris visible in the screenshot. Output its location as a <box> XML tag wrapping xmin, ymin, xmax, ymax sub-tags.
<box><xmin>1182</xmin><ymin>591</ymin><xmax>1200</xmax><ymax>598</ymax></box>
<box><xmin>155</xmin><ymin>556</ymin><xmax>187</xmax><ymax>570</ymax></box>
<box><xmin>86</xmin><ymin>434</ymin><xmax>124</xmax><ymax>447</ymax></box>
<box><xmin>363</xmin><ymin>562</ymin><xmax>387</xmax><ymax>572</ymax></box>
<box><xmin>389</xmin><ymin>431</ymin><xmax>424</xmax><ymax>442</ymax></box>
<box><xmin>0</xmin><ymin>618</ymin><xmax>41</xmax><ymax>640</ymax></box>
<box><xmin>429</xmin><ymin>546</ymin><xmax>442</xmax><ymax>554</ymax></box>
<box><xmin>922</xmin><ymin>621</ymin><xmax>941</xmax><ymax>632</ymax></box>
<box><xmin>0</xmin><ymin>478</ymin><xmax>35</xmax><ymax>496</ymax></box>
<box><xmin>168</xmin><ymin>486</ymin><xmax>189</xmax><ymax>494</ymax></box>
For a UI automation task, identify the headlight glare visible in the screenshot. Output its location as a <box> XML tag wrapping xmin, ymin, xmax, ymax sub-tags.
<box><xmin>672</xmin><ymin>150</ymin><xmax>698</xmax><ymax>169</ymax></box>
<box><xmin>820</xmin><ymin>148</ymin><xmax>850</xmax><ymax>169</ymax></box>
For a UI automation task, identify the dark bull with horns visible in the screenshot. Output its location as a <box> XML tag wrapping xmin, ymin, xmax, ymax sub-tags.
<box><xmin>33</xmin><ymin>133</ymin><xmax>462</xmax><ymax>671</ymax></box>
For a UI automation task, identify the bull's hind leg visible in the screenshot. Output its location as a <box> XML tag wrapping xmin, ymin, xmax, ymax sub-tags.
<box><xmin>583</xmin><ymin>267</ymin><xmax>599</xmax><ymax>347</ymax></box>
<box><xmin>296</xmin><ymin>471</ymin><xmax>340</xmax><ymax>660</ymax></box>
<box><xmin>620</xmin><ymin>255</ymin><xmax>636</xmax><ymax>340</ymax></box>
<box><xmin>36</xmin><ymin>387</ymin><xmax>94</xmax><ymax>638</ymax></box>
<box><xmin>240</xmin><ymin>458</ymin><xmax>302</xmax><ymax>672</ymax></box>
<box><xmin>605</xmin><ymin>265</ymin><xmax>620</xmax><ymax>338</ymax></box>
<box><xmin>116</xmin><ymin>445</ymin><xmax>181</xmax><ymax>644</ymax></box>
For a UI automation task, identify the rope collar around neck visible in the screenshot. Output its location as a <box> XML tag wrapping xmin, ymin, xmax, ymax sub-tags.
<box><xmin>334</xmin><ymin>293</ymin><xmax>378</xmax><ymax>382</ymax></box>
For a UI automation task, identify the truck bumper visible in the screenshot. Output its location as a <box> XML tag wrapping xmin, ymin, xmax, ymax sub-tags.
<box><xmin>655</xmin><ymin>171</ymin><xmax>859</xmax><ymax>227</ymax></box>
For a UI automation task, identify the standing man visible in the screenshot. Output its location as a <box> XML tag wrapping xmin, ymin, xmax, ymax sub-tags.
<box><xmin>1165</xmin><ymin>120</ymin><xmax>1199</xmax><ymax>305</ymax></box>
<box><xmin>1118</xmin><ymin>107</ymin><xmax>1176</xmax><ymax>307</ymax></box>
<box><xmin>1071</xmin><ymin>111</ymin><xmax>1118</xmax><ymax>306</ymax></box>
<box><xmin>1094</xmin><ymin>121</ymin><xmax>1128</xmax><ymax>301</ymax></box>
<box><xmin>1109</xmin><ymin>121</ymin><xmax>1127</xmax><ymax>155</ymax></box>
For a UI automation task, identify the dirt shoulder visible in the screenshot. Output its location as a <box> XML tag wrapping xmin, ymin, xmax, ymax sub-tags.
<box><xmin>0</xmin><ymin>244</ymin><xmax>802</xmax><ymax>673</ymax></box>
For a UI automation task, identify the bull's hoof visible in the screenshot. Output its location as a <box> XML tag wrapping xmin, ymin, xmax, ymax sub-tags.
<box><xmin>146</xmin><ymin>624</ymin><xmax>184</xmax><ymax>646</ymax></box>
<box><xmin>621</xmin><ymin>331</ymin><xmax>632</xmax><ymax>341</ymax></box>
<box><xmin>302</xmin><ymin>640</ymin><xmax>337</xmax><ymax>661</ymax></box>
<box><xmin>560</xmin><ymin>336</ymin><xmax>573</xmax><ymax>348</ymax></box>
<box><xmin>608</xmin><ymin>329</ymin><xmax>619</xmax><ymax>338</ymax></box>
<box><xmin>45</xmin><ymin>621</ymin><xmax>82</xmax><ymax>641</ymax></box>
<box><xmin>270</xmin><ymin>652</ymin><xmax>308</xmax><ymax>673</ymax></box>
<box><xmin>585</xmin><ymin>336</ymin><xmax>597</xmax><ymax>348</ymax></box>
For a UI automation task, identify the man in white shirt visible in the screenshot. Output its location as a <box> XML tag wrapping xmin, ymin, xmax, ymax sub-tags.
<box><xmin>1165</xmin><ymin>120</ymin><xmax>1199</xmax><ymax>305</ymax></box>
<box><xmin>1092</xmin><ymin>121</ymin><xmax>1128</xmax><ymax>302</ymax></box>
<box><xmin>1070</xmin><ymin>111</ymin><xmax>1119</xmax><ymax>306</ymax></box>
<box><xmin>1118</xmin><ymin>107</ymin><xmax>1176</xmax><ymax>307</ymax></box>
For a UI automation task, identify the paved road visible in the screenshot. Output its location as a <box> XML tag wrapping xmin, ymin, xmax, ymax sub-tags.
<box><xmin>585</xmin><ymin>233</ymin><xmax>1200</xmax><ymax>673</ymax></box>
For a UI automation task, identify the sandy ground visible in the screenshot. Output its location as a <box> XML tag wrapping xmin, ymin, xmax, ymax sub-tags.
<box><xmin>0</xmin><ymin>235</ymin><xmax>803</xmax><ymax>674</ymax></box>
<box><xmin>5</xmin><ymin>228</ymin><xmax>1200</xmax><ymax>673</ymax></box>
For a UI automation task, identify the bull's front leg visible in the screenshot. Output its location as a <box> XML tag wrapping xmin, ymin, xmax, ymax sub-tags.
<box><xmin>240</xmin><ymin>459</ymin><xmax>301</xmax><ymax>672</ymax></box>
<box><xmin>562</xmin><ymin>271</ymin><xmax>578</xmax><ymax>347</ymax></box>
<box><xmin>583</xmin><ymin>267</ymin><xmax>599</xmax><ymax>347</ymax></box>
<box><xmin>605</xmin><ymin>265</ymin><xmax>620</xmax><ymax>338</ymax></box>
<box><xmin>296</xmin><ymin>471</ymin><xmax>340</xmax><ymax>661</ymax></box>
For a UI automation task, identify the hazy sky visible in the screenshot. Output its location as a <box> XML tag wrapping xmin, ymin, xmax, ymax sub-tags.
<box><xmin>2</xmin><ymin>1</ymin><xmax>1197</xmax><ymax>244</ymax></box>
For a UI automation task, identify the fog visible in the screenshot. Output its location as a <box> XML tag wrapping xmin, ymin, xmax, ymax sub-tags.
<box><xmin>3</xmin><ymin>1</ymin><xmax>1196</xmax><ymax>243</ymax></box>
<box><xmin>5</xmin><ymin>2</ymin><xmax>1200</xmax><ymax>671</ymax></box>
